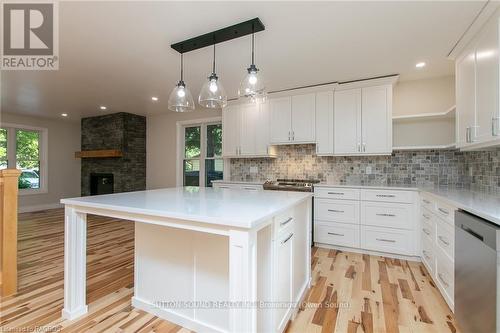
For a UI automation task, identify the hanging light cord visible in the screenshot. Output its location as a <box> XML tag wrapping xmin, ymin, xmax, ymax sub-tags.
<box><xmin>212</xmin><ymin>43</ymin><xmax>216</xmax><ymax>74</ymax></box>
<box><xmin>251</xmin><ymin>32</ymin><xmax>255</xmax><ymax>66</ymax></box>
<box><xmin>180</xmin><ymin>53</ymin><xmax>184</xmax><ymax>82</ymax></box>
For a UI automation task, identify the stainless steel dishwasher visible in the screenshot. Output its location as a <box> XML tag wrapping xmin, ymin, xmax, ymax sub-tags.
<box><xmin>455</xmin><ymin>210</ymin><xmax>499</xmax><ymax>333</ymax></box>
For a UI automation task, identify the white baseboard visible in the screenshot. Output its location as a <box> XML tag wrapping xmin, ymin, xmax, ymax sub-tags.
<box><xmin>19</xmin><ymin>202</ymin><xmax>62</xmax><ymax>213</ymax></box>
<box><xmin>131</xmin><ymin>296</ymin><xmax>226</xmax><ymax>333</ymax></box>
<box><xmin>314</xmin><ymin>242</ymin><xmax>421</xmax><ymax>262</ymax></box>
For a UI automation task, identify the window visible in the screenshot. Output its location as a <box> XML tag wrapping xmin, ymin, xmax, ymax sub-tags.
<box><xmin>179</xmin><ymin>119</ymin><xmax>223</xmax><ymax>187</ymax></box>
<box><xmin>0</xmin><ymin>124</ymin><xmax>47</xmax><ymax>193</ymax></box>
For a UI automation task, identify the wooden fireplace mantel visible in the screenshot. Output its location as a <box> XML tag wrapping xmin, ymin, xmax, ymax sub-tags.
<box><xmin>75</xmin><ymin>150</ymin><xmax>123</xmax><ymax>158</ymax></box>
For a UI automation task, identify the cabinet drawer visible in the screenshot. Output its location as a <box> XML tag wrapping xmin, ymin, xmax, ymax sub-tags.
<box><xmin>314</xmin><ymin>222</ymin><xmax>359</xmax><ymax>248</ymax></box>
<box><xmin>421</xmin><ymin>209</ymin><xmax>435</xmax><ymax>243</ymax></box>
<box><xmin>361</xmin><ymin>189</ymin><xmax>414</xmax><ymax>204</ymax></box>
<box><xmin>315</xmin><ymin>198</ymin><xmax>359</xmax><ymax>224</ymax></box>
<box><xmin>314</xmin><ymin>187</ymin><xmax>360</xmax><ymax>200</ymax></box>
<box><xmin>435</xmin><ymin>201</ymin><xmax>455</xmax><ymax>224</ymax></box>
<box><xmin>361</xmin><ymin>226</ymin><xmax>414</xmax><ymax>255</ymax></box>
<box><xmin>361</xmin><ymin>202</ymin><xmax>413</xmax><ymax>230</ymax></box>
<box><xmin>421</xmin><ymin>237</ymin><xmax>435</xmax><ymax>276</ymax></box>
<box><xmin>436</xmin><ymin>251</ymin><xmax>454</xmax><ymax>306</ymax></box>
<box><xmin>436</xmin><ymin>219</ymin><xmax>454</xmax><ymax>261</ymax></box>
<box><xmin>275</xmin><ymin>210</ymin><xmax>295</xmax><ymax>234</ymax></box>
<box><xmin>420</xmin><ymin>194</ymin><xmax>434</xmax><ymax>211</ymax></box>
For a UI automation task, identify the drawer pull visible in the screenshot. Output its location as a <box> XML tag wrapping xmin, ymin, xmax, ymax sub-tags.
<box><xmin>422</xmin><ymin>228</ymin><xmax>431</xmax><ymax>236</ymax></box>
<box><xmin>376</xmin><ymin>213</ymin><xmax>396</xmax><ymax>217</ymax></box>
<box><xmin>328</xmin><ymin>192</ymin><xmax>344</xmax><ymax>195</ymax></box>
<box><xmin>423</xmin><ymin>199</ymin><xmax>431</xmax><ymax>204</ymax></box>
<box><xmin>376</xmin><ymin>194</ymin><xmax>396</xmax><ymax>198</ymax></box>
<box><xmin>243</xmin><ymin>187</ymin><xmax>258</xmax><ymax>191</ymax></box>
<box><xmin>438</xmin><ymin>208</ymin><xmax>449</xmax><ymax>215</ymax></box>
<box><xmin>328</xmin><ymin>209</ymin><xmax>344</xmax><ymax>213</ymax></box>
<box><xmin>438</xmin><ymin>273</ymin><xmax>449</xmax><ymax>287</ymax></box>
<box><xmin>376</xmin><ymin>238</ymin><xmax>396</xmax><ymax>243</ymax></box>
<box><xmin>280</xmin><ymin>217</ymin><xmax>293</xmax><ymax>227</ymax></box>
<box><xmin>219</xmin><ymin>186</ymin><xmax>230</xmax><ymax>189</ymax></box>
<box><xmin>422</xmin><ymin>214</ymin><xmax>431</xmax><ymax>220</ymax></box>
<box><xmin>328</xmin><ymin>232</ymin><xmax>344</xmax><ymax>237</ymax></box>
<box><xmin>422</xmin><ymin>250</ymin><xmax>431</xmax><ymax>260</ymax></box>
<box><xmin>438</xmin><ymin>236</ymin><xmax>450</xmax><ymax>246</ymax></box>
<box><xmin>282</xmin><ymin>233</ymin><xmax>294</xmax><ymax>244</ymax></box>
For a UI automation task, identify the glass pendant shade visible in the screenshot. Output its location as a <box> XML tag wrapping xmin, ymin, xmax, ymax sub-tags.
<box><xmin>199</xmin><ymin>73</ymin><xmax>227</xmax><ymax>108</ymax></box>
<box><xmin>168</xmin><ymin>81</ymin><xmax>195</xmax><ymax>112</ymax></box>
<box><xmin>238</xmin><ymin>64</ymin><xmax>266</xmax><ymax>102</ymax></box>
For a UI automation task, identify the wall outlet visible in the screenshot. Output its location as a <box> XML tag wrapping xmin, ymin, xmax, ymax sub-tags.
<box><xmin>250</xmin><ymin>166</ymin><xmax>258</xmax><ymax>174</ymax></box>
<box><xmin>366</xmin><ymin>166</ymin><xmax>372</xmax><ymax>175</ymax></box>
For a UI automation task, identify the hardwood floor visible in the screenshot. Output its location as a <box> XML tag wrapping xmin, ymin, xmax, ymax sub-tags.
<box><xmin>0</xmin><ymin>209</ymin><xmax>458</xmax><ymax>333</ymax></box>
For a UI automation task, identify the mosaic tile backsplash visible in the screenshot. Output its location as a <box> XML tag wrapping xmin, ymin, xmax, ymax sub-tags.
<box><xmin>230</xmin><ymin>145</ymin><xmax>500</xmax><ymax>193</ymax></box>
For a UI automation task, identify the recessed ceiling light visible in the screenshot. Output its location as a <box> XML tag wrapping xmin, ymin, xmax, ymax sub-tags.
<box><xmin>100</xmin><ymin>106</ymin><xmax>107</xmax><ymax>110</ymax></box>
<box><xmin>151</xmin><ymin>96</ymin><xmax>159</xmax><ymax>101</ymax></box>
<box><xmin>415</xmin><ymin>62</ymin><xmax>426</xmax><ymax>68</ymax></box>
<box><xmin>61</xmin><ymin>113</ymin><xmax>68</xmax><ymax>117</ymax></box>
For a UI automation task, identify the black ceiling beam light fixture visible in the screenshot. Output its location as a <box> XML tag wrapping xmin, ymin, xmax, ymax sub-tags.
<box><xmin>170</xmin><ymin>18</ymin><xmax>265</xmax><ymax>54</ymax></box>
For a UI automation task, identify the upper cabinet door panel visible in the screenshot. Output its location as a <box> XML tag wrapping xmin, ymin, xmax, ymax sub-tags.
<box><xmin>255</xmin><ymin>102</ymin><xmax>271</xmax><ymax>155</ymax></box>
<box><xmin>334</xmin><ymin>89</ymin><xmax>361</xmax><ymax>154</ymax></box>
<box><xmin>475</xmin><ymin>17</ymin><xmax>499</xmax><ymax>143</ymax></box>
<box><xmin>315</xmin><ymin>91</ymin><xmax>334</xmax><ymax>154</ymax></box>
<box><xmin>361</xmin><ymin>85</ymin><xmax>391</xmax><ymax>154</ymax></box>
<box><xmin>239</xmin><ymin>103</ymin><xmax>258</xmax><ymax>155</ymax></box>
<box><xmin>291</xmin><ymin>93</ymin><xmax>316</xmax><ymax>143</ymax></box>
<box><xmin>222</xmin><ymin>105</ymin><xmax>240</xmax><ymax>157</ymax></box>
<box><xmin>269</xmin><ymin>97</ymin><xmax>292</xmax><ymax>144</ymax></box>
<box><xmin>456</xmin><ymin>48</ymin><xmax>476</xmax><ymax>147</ymax></box>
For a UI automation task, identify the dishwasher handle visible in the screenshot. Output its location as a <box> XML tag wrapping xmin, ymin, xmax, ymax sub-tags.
<box><xmin>460</xmin><ymin>224</ymin><xmax>484</xmax><ymax>242</ymax></box>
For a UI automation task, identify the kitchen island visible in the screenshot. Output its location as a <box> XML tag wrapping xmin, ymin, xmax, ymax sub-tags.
<box><xmin>60</xmin><ymin>187</ymin><xmax>312</xmax><ymax>333</ymax></box>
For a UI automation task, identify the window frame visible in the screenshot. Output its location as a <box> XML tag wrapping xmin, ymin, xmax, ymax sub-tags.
<box><xmin>176</xmin><ymin>117</ymin><xmax>223</xmax><ymax>187</ymax></box>
<box><xmin>1</xmin><ymin>123</ymin><xmax>48</xmax><ymax>195</ymax></box>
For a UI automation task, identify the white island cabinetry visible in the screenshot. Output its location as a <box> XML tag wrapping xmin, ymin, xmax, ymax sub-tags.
<box><xmin>61</xmin><ymin>188</ymin><xmax>312</xmax><ymax>333</ymax></box>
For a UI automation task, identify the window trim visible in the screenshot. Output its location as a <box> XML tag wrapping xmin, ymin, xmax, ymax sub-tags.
<box><xmin>1</xmin><ymin>123</ymin><xmax>48</xmax><ymax>195</ymax></box>
<box><xmin>176</xmin><ymin>117</ymin><xmax>222</xmax><ymax>187</ymax></box>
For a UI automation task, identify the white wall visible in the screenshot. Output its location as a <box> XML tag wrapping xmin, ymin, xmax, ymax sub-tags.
<box><xmin>147</xmin><ymin>109</ymin><xmax>222</xmax><ymax>189</ymax></box>
<box><xmin>393</xmin><ymin>75</ymin><xmax>455</xmax><ymax>116</ymax></box>
<box><xmin>0</xmin><ymin>112</ymin><xmax>81</xmax><ymax>212</ymax></box>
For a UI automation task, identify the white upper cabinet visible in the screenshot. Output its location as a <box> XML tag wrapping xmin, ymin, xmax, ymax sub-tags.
<box><xmin>334</xmin><ymin>89</ymin><xmax>361</xmax><ymax>154</ymax></box>
<box><xmin>269</xmin><ymin>97</ymin><xmax>292</xmax><ymax>144</ymax></box>
<box><xmin>315</xmin><ymin>91</ymin><xmax>334</xmax><ymax>155</ymax></box>
<box><xmin>456</xmin><ymin>10</ymin><xmax>500</xmax><ymax>149</ymax></box>
<box><xmin>270</xmin><ymin>93</ymin><xmax>316</xmax><ymax>144</ymax></box>
<box><xmin>222</xmin><ymin>102</ymin><xmax>275</xmax><ymax>158</ymax></box>
<box><xmin>334</xmin><ymin>85</ymin><xmax>392</xmax><ymax>155</ymax></box>
<box><xmin>291</xmin><ymin>93</ymin><xmax>316</xmax><ymax>143</ymax></box>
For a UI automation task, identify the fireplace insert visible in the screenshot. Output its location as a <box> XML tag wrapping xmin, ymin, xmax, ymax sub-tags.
<box><xmin>90</xmin><ymin>173</ymin><xmax>114</xmax><ymax>196</ymax></box>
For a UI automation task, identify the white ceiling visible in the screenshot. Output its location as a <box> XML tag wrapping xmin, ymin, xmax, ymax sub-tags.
<box><xmin>0</xmin><ymin>1</ymin><xmax>486</xmax><ymax>121</ymax></box>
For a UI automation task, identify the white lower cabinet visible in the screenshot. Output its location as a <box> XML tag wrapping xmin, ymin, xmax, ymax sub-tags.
<box><xmin>314</xmin><ymin>186</ymin><xmax>417</xmax><ymax>257</ymax></box>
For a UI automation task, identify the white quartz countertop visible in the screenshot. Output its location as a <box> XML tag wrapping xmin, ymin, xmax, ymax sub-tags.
<box><xmin>61</xmin><ymin>187</ymin><xmax>311</xmax><ymax>229</ymax></box>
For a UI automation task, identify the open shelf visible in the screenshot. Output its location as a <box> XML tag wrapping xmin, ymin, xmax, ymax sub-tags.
<box><xmin>75</xmin><ymin>150</ymin><xmax>123</xmax><ymax>158</ymax></box>
<box><xmin>392</xmin><ymin>105</ymin><xmax>456</xmax><ymax>121</ymax></box>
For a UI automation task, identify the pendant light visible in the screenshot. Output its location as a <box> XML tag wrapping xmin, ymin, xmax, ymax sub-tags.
<box><xmin>238</xmin><ymin>31</ymin><xmax>266</xmax><ymax>102</ymax></box>
<box><xmin>168</xmin><ymin>53</ymin><xmax>195</xmax><ymax>112</ymax></box>
<box><xmin>198</xmin><ymin>42</ymin><xmax>227</xmax><ymax>108</ymax></box>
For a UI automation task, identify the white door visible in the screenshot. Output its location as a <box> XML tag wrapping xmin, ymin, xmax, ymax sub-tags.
<box><xmin>269</xmin><ymin>97</ymin><xmax>292</xmax><ymax>144</ymax></box>
<box><xmin>222</xmin><ymin>105</ymin><xmax>240</xmax><ymax>157</ymax></box>
<box><xmin>315</xmin><ymin>91</ymin><xmax>334</xmax><ymax>154</ymax></box>
<box><xmin>456</xmin><ymin>47</ymin><xmax>476</xmax><ymax>147</ymax></box>
<box><xmin>475</xmin><ymin>17</ymin><xmax>499</xmax><ymax>143</ymax></box>
<box><xmin>239</xmin><ymin>103</ymin><xmax>258</xmax><ymax>155</ymax></box>
<box><xmin>255</xmin><ymin>102</ymin><xmax>271</xmax><ymax>155</ymax></box>
<box><xmin>275</xmin><ymin>231</ymin><xmax>293</xmax><ymax>332</ymax></box>
<box><xmin>334</xmin><ymin>89</ymin><xmax>361</xmax><ymax>154</ymax></box>
<box><xmin>361</xmin><ymin>85</ymin><xmax>391</xmax><ymax>154</ymax></box>
<box><xmin>291</xmin><ymin>93</ymin><xmax>316</xmax><ymax>143</ymax></box>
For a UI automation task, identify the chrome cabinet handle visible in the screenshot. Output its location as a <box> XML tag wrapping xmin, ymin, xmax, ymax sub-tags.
<box><xmin>466</xmin><ymin>127</ymin><xmax>470</xmax><ymax>143</ymax></box>
<box><xmin>438</xmin><ymin>236</ymin><xmax>450</xmax><ymax>246</ymax></box>
<box><xmin>292</xmin><ymin>131</ymin><xmax>295</xmax><ymax>141</ymax></box>
<box><xmin>219</xmin><ymin>186</ymin><xmax>230</xmax><ymax>189</ymax></box>
<box><xmin>422</xmin><ymin>214</ymin><xmax>431</xmax><ymax>220</ymax></box>
<box><xmin>438</xmin><ymin>273</ymin><xmax>449</xmax><ymax>287</ymax></box>
<box><xmin>328</xmin><ymin>232</ymin><xmax>344</xmax><ymax>237</ymax></box>
<box><xmin>376</xmin><ymin>194</ymin><xmax>396</xmax><ymax>198</ymax></box>
<box><xmin>376</xmin><ymin>213</ymin><xmax>396</xmax><ymax>217</ymax></box>
<box><xmin>422</xmin><ymin>250</ymin><xmax>431</xmax><ymax>260</ymax></box>
<box><xmin>280</xmin><ymin>217</ymin><xmax>293</xmax><ymax>226</ymax></box>
<box><xmin>282</xmin><ymin>233</ymin><xmax>294</xmax><ymax>244</ymax></box>
<box><xmin>422</xmin><ymin>199</ymin><xmax>431</xmax><ymax>204</ymax></box>
<box><xmin>357</xmin><ymin>143</ymin><xmax>361</xmax><ymax>152</ymax></box>
<box><xmin>376</xmin><ymin>238</ymin><xmax>396</xmax><ymax>243</ymax></box>
<box><xmin>243</xmin><ymin>187</ymin><xmax>258</xmax><ymax>191</ymax></box>
<box><xmin>438</xmin><ymin>208</ymin><xmax>449</xmax><ymax>215</ymax></box>
<box><xmin>328</xmin><ymin>209</ymin><xmax>344</xmax><ymax>213</ymax></box>
<box><xmin>493</xmin><ymin>117</ymin><xmax>500</xmax><ymax>136</ymax></box>
<box><xmin>363</xmin><ymin>143</ymin><xmax>366</xmax><ymax>152</ymax></box>
<box><xmin>328</xmin><ymin>192</ymin><xmax>344</xmax><ymax>195</ymax></box>
<box><xmin>422</xmin><ymin>228</ymin><xmax>431</xmax><ymax>235</ymax></box>
<box><xmin>288</xmin><ymin>130</ymin><xmax>291</xmax><ymax>141</ymax></box>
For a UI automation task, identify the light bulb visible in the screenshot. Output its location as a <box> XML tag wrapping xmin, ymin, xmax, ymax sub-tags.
<box><xmin>209</xmin><ymin>80</ymin><xmax>218</xmax><ymax>93</ymax></box>
<box><xmin>177</xmin><ymin>87</ymin><xmax>186</xmax><ymax>98</ymax></box>
<box><xmin>248</xmin><ymin>74</ymin><xmax>257</xmax><ymax>85</ymax></box>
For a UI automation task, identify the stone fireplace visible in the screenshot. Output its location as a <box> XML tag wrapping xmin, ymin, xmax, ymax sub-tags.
<box><xmin>80</xmin><ymin>112</ymin><xmax>146</xmax><ymax>196</ymax></box>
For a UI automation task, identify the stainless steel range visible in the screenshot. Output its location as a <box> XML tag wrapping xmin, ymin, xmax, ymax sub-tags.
<box><xmin>263</xmin><ymin>179</ymin><xmax>318</xmax><ymax>246</ymax></box>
